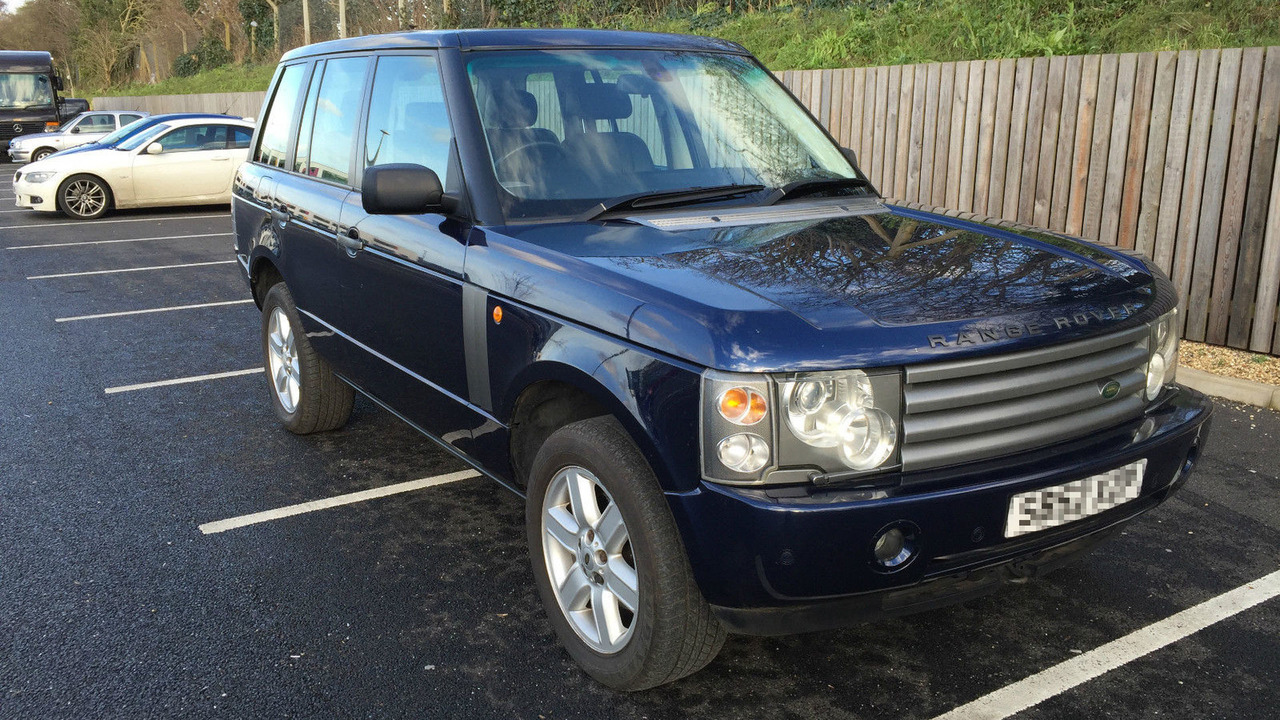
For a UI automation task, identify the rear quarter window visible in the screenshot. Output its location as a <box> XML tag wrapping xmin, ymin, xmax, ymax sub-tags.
<box><xmin>254</xmin><ymin>64</ymin><xmax>307</xmax><ymax>168</ymax></box>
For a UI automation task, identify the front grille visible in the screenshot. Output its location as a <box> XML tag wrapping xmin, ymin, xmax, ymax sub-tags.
<box><xmin>901</xmin><ymin>325</ymin><xmax>1150</xmax><ymax>472</ymax></box>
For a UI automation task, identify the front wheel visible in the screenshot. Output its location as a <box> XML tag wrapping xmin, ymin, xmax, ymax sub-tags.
<box><xmin>31</xmin><ymin>148</ymin><xmax>53</xmax><ymax>162</ymax></box>
<box><xmin>56</xmin><ymin>174</ymin><xmax>111</xmax><ymax>219</ymax></box>
<box><xmin>260</xmin><ymin>282</ymin><xmax>354</xmax><ymax>434</ymax></box>
<box><xmin>527</xmin><ymin>416</ymin><xmax>725</xmax><ymax>690</ymax></box>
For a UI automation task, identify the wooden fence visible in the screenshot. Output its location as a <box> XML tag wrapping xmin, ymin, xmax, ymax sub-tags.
<box><xmin>781</xmin><ymin>48</ymin><xmax>1280</xmax><ymax>356</ymax></box>
<box><xmin>92</xmin><ymin>91</ymin><xmax>268</xmax><ymax>119</ymax></box>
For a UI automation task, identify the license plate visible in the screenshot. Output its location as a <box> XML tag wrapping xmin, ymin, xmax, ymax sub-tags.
<box><xmin>1005</xmin><ymin>460</ymin><xmax>1146</xmax><ymax>538</ymax></box>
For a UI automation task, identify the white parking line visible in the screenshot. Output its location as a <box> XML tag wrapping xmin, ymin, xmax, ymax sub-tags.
<box><xmin>28</xmin><ymin>259</ymin><xmax>235</xmax><ymax>280</ymax></box>
<box><xmin>56</xmin><ymin>299</ymin><xmax>253</xmax><ymax>322</ymax></box>
<box><xmin>7</xmin><ymin>231</ymin><xmax>231</xmax><ymax>250</ymax></box>
<box><xmin>104</xmin><ymin>367</ymin><xmax>263</xmax><ymax>395</ymax></box>
<box><xmin>931</xmin><ymin>568</ymin><xmax>1280</xmax><ymax>720</ymax></box>
<box><xmin>3</xmin><ymin>212</ymin><xmax>226</xmax><ymax>230</ymax></box>
<box><xmin>198</xmin><ymin>469</ymin><xmax>483</xmax><ymax>534</ymax></box>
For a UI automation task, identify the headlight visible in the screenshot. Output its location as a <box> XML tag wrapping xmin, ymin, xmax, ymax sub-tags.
<box><xmin>779</xmin><ymin>370</ymin><xmax>899</xmax><ymax>472</ymax></box>
<box><xmin>23</xmin><ymin>171</ymin><xmax>56</xmax><ymax>184</ymax></box>
<box><xmin>701</xmin><ymin>368</ymin><xmax>900</xmax><ymax>485</ymax></box>
<box><xmin>1146</xmin><ymin>308</ymin><xmax>1179</xmax><ymax>400</ymax></box>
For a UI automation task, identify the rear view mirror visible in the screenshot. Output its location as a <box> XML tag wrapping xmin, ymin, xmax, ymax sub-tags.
<box><xmin>146</xmin><ymin>142</ymin><xmax>163</xmax><ymax>155</ymax></box>
<box><xmin>362</xmin><ymin>163</ymin><xmax>447</xmax><ymax>215</ymax></box>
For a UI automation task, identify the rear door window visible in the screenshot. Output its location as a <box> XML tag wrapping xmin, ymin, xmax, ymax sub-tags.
<box><xmin>363</xmin><ymin>54</ymin><xmax>453</xmax><ymax>185</ymax></box>
<box><xmin>155</xmin><ymin>124</ymin><xmax>228</xmax><ymax>152</ymax></box>
<box><xmin>298</xmin><ymin>57</ymin><xmax>369</xmax><ymax>184</ymax></box>
<box><xmin>254</xmin><ymin>63</ymin><xmax>307</xmax><ymax>168</ymax></box>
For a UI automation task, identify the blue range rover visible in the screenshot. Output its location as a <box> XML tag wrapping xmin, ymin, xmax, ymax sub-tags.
<box><xmin>232</xmin><ymin>29</ymin><xmax>1212</xmax><ymax>690</ymax></box>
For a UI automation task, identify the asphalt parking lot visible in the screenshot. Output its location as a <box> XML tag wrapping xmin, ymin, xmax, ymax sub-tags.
<box><xmin>1</xmin><ymin>165</ymin><xmax>1277</xmax><ymax>720</ymax></box>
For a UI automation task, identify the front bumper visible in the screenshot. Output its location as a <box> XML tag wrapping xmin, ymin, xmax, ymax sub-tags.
<box><xmin>667</xmin><ymin>386</ymin><xmax>1212</xmax><ymax>634</ymax></box>
<box><xmin>14</xmin><ymin>177</ymin><xmax>59</xmax><ymax>212</ymax></box>
<box><xmin>8</xmin><ymin>147</ymin><xmax>30</xmax><ymax>162</ymax></box>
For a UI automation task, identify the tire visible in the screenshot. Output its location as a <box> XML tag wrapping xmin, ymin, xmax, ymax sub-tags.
<box><xmin>527</xmin><ymin>416</ymin><xmax>725</xmax><ymax>690</ymax></box>
<box><xmin>56</xmin><ymin>173</ymin><xmax>111</xmax><ymax>219</ymax></box>
<box><xmin>31</xmin><ymin>148</ymin><xmax>53</xmax><ymax>162</ymax></box>
<box><xmin>260</xmin><ymin>282</ymin><xmax>354</xmax><ymax>434</ymax></box>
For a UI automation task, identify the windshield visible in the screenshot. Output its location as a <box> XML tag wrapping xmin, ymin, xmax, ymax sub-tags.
<box><xmin>465</xmin><ymin>49</ymin><xmax>865</xmax><ymax>221</ymax></box>
<box><xmin>0</xmin><ymin>72</ymin><xmax>54</xmax><ymax>109</ymax></box>
<box><xmin>97</xmin><ymin>117</ymin><xmax>152</xmax><ymax>146</ymax></box>
<box><xmin>117</xmin><ymin>123</ymin><xmax>169</xmax><ymax>151</ymax></box>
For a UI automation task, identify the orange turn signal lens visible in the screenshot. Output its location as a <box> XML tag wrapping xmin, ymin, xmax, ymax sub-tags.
<box><xmin>492</xmin><ymin>305</ymin><xmax>503</xmax><ymax>324</ymax></box>
<box><xmin>718</xmin><ymin>387</ymin><xmax>767</xmax><ymax>425</ymax></box>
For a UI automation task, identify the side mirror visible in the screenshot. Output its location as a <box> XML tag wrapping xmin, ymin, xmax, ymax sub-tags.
<box><xmin>362</xmin><ymin>163</ymin><xmax>447</xmax><ymax>215</ymax></box>
<box><xmin>69</xmin><ymin>126</ymin><xmax>80</xmax><ymax>134</ymax></box>
<box><xmin>54</xmin><ymin>76</ymin><xmax>64</xmax><ymax>91</ymax></box>
<box><xmin>841</xmin><ymin>147</ymin><xmax>859</xmax><ymax>170</ymax></box>
<box><xmin>146</xmin><ymin>142</ymin><xmax>163</xmax><ymax>155</ymax></box>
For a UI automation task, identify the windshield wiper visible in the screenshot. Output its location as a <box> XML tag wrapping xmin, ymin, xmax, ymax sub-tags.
<box><xmin>764</xmin><ymin>177</ymin><xmax>870</xmax><ymax>205</ymax></box>
<box><xmin>578</xmin><ymin>183</ymin><xmax>765</xmax><ymax>221</ymax></box>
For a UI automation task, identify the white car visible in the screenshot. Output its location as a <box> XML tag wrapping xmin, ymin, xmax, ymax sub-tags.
<box><xmin>13</xmin><ymin>116</ymin><xmax>255</xmax><ymax>219</ymax></box>
<box><xmin>7</xmin><ymin>110</ymin><xmax>148</xmax><ymax>163</ymax></box>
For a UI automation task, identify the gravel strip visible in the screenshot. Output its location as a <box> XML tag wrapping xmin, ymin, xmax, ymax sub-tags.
<box><xmin>1180</xmin><ymin>341</ymin><xmax>1280</xmax><ymax>386</ymax></box>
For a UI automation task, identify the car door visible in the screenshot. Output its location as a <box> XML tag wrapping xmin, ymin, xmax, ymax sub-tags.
<box><xmin>331</xmin><ymin>52</ymin><xmax>480</xmax><ymax>441</ymax></box>
<box><xmin>130</xmin><ymin>123</ymin><xmax>234</xmax><ymax>201</ymax></box>
<box><xmin>69</xmin><ymin>112</ymin><xmax>115</xmax><ymax>143</ymax></box>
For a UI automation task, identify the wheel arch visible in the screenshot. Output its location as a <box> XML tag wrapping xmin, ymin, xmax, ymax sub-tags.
<box><xmin>248</xmin><ymin>254</ymin><xmax>284</xmax><ymax>309</ymax></box>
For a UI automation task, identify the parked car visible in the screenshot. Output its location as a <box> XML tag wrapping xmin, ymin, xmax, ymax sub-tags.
<box><xmin>232</xmin><ymin>29</ymin><xmax>1212</xmax><ymax>690</ymax></box>
<box><xmin>7</xmin><ymin>110</ymin><xmax>148</xmax><ymax>163</ymax></box>
<box><xmin>14</xmin><ymin>115</ymin><xmax>254</xmax><ymax>219</ymax></box>
<box><xmin>48</xmin><ymin>112</ymin><xmax>242</xmax><ymax>158</ymax></box>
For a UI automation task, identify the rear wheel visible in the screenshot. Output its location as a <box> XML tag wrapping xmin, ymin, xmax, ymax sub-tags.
<box><xmin>260</xmin><ymin>282</ymin><xmax>354</xmax><ymax>434</ymax></box>
<box><xmin>56</xmin><ymin>174</ymin><xmax>111</xmax><ymax>219</ymax></box>
<box><xmin>527</xmin><ymin>416</ymin><xmax>725</xmax><ymax>690</ymax></box>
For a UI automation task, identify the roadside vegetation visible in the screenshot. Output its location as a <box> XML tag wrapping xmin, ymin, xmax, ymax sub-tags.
<box><xmin>1</xmin><ymin>0</ymin><xmax>1277</xmax><ymax>97</ymax></box>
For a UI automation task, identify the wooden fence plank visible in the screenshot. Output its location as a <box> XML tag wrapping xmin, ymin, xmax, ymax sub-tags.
<box><xmin>850</xmin><ymin>68</ymin><xmax>866</xmax><ymax>173</ymax></box>
<box><xmin>987</xmin><ymin>59</ymin><xmax>1017</xmax><ymax>217</ymax></box>
<box><xmin>1067</xmin><ymin>54</ymin><xmax>1101</xmax><ymax>235</ymax></box>
<box><xmin>932</xmin><ymin>62</ymin><xmax>956</xmax><ymax>207</ymax></box>
<box><xmin>1050</xmin><ymin>55</ymin><xmax>1083</xmax><ymax>232</ymax></box>
<box><xmin>884</xmin><ymin>65</ymin><xmax>902</xmax><ymax>195</ymax></box>
<box><xmin>974</xmin><ymin>60</ymin><xmax>1001</xmax><ymax>213</ymax></box>
<box><xmin>1171</xmin><ymin>49</ymin><xmax>1221</xmax><ymax>334</ymax></box>
<box><xmin>1002</xmin><ymin>57</ymin><xmax>1033</xmax><ymax>220</ymax></box>
<box><xmin>905</xmin><ymin>64</ymin><xmax>927</xmax><ymax>202</ymax></box>
<box><xmin>1186</xmin><ymin>48</ymin><xmax>1242</xmax><ymax>341</ymax></box>
<box><xmin>1152</xmin><ymin>51</ymin><xmax>1200</xmax><ymax>273</ymax></box>
<box><xmin>819</xmin><ymin>69</ymin><xmax>833</xmax><ymax>130</ymax></box>
<box><xmin>829</xmin><ymin>67</ymin><xmax>847</xmax><ymax>146</ymax></box>
<box><xmin>1236</xmin><ymin>47</ymin><xmax>1280</xmax><ymax>350</ymax></box>
<box><xmin>1136</xmin><ymin>51</ymin><xmax>1179</xmax><ymax>258</ymax></box>
<box><xmin>1033</xmin><ymin>56</ymin><xmax>1067</xmax><ymax>227</ymax></box>
<box><xmin>862</xmin><ymin>68</ymin><xmax>877</xmax><ymax>176</ymax></box>
<box><xmin>946</xmin><ymin>62</ymin><xmax>969</xmax><ymax>209</ymax></box>
<box><xmin>1082</xmin><ymin>54</ymin><xmax>1118</xmax><ymax>240</ymax></box>
<box><xmin>894</xmin><ymin>64</ymin><xmax>915</xmax><ymax>199</ymax></box>
<box><xmin>1018</xmin><ymin>57</ymin><xmax>1050</xmax><ymax>224</ymax></box>
<box><xmin>919</xmin><ymin>63</ymin><xmax>942</xmax><ymax>205</ymax></box>
<box><xmin>1262</xmin><ymin>136</ymin><xmax>1280</xmax><ymax>353</ymax></box>
<box><xmin>872</xmin><ymin>65</ymin><xmax>890</xmax><ymax>189</ymax></box>
<box><xmin>1099</xmin><ymin>53</ymin><xmax>1138</xmax><ymax>246</ymax></box>
<box><xmin>1118</xmin><ymin>52</ymin><xmax>1158</xmax><ymax>250</ymax></box>
<box><xmin>1206</xmin><ymin>47</ymin><xmax>1264</xmax><ymax>344</ymax></box>
<box><xmin>840</xmin><ymin>68</ymin><xmax>855</xmax><ymax>149</ymax></box>
<box><xmin>959</xmin><ymin>61</ymin><xmax>984</xmax><ymax>212</ymax></box>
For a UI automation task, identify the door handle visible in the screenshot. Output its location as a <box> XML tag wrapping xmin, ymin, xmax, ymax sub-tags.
<box><xmin>211</xmin><ymin>155</ymin><xmax>230</xmax><ymax>161</ymax></box>
<box><xmin>337</xmin><ymin>228</ymin><xmax>364</xmax><ymax>253</ymax></box>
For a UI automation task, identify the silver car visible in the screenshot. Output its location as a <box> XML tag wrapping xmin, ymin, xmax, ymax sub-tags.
<box><xmin>7</xmin><ymin>110</ymin><xmax>148</xmax><ymax>163</ymax></box>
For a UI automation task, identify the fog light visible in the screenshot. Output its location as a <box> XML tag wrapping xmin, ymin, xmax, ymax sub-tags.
<box><xmin>872</xmin><ymin>523</ymin><xmax>918</xmax><ymax>571</ymax></box>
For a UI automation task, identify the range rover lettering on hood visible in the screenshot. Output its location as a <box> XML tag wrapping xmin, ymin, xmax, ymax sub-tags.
<box><xmin>927</xmin><ymin>303</ymin><xmax>1144</xmax><ymax>348</ymax></box>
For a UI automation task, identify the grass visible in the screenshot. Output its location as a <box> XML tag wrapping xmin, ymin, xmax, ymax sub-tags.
<box><xmin>86</xmin><ymin>0</ymin><xmax>1280</xmax><ymax>96</ymax></box>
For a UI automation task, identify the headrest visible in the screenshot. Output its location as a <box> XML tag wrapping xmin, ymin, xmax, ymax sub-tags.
<box><xmin>488</xmin><ymin>89</ymin><xmax>538</xmax><ymax>129</ymax></box>
<box><xmin>571</xmin><ymin>85</ymin><xmax>633</xmax><ymax>120</ymax></box>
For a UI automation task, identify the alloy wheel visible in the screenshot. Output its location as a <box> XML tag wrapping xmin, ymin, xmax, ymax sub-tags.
<box><xmin>266</xmin><ymin>307</ymin><xmax>301</xmax><ymax>413</ymax></box>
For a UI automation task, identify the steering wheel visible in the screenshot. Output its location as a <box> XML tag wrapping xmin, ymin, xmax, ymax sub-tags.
<box><xmin>495</xmin><ymin>141</ymin><xmax>568</xmax><ymax>172</ymax></box>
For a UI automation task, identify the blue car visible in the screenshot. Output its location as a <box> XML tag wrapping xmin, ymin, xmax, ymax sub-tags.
<box><xmin>47</xmin><ymin>112</ymin><xmax>237</xmax><ymax>158</ymax></box>
<box><xmin>232</xmin><ymin>29</ymin><xmax>1211</xmax><ymax>690</ymax></box>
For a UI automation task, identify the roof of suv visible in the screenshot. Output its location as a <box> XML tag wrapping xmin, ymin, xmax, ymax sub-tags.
<box><xmin>280</xmin><ymin>28</ymin><xmax>749</xmax><ymax>62</ymax></box>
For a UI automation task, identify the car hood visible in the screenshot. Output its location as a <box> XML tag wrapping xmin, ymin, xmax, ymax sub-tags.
<box><xmin>8</xmin><ymin>131</ymin><xmax>63</xmax><ymax>146</ymax></box>
<box><xmin>20</xmin><ymin>146</ymin><xmax>122</xmax><ymax>173</ymax></box>
<box><xmin>473</xmin><ymin>204</ymin><xmax>1171</xmax><ymax>372</ymax></box>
